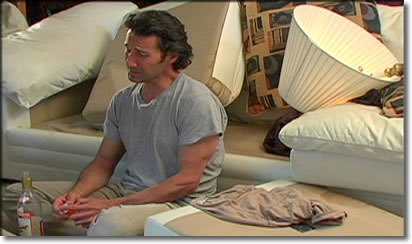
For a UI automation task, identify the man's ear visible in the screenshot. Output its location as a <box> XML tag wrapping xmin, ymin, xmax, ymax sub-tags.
<box><xmin>168</xmin><ymin>55</ymin><xmax>179</xmax><ymax>65</ymax></box>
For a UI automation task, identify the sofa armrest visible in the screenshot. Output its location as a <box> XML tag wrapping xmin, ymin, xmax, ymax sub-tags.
<box><xmin>2</xmin><ymin>2</ymin><xmax>138</xmax><ymax>109</ymax></box>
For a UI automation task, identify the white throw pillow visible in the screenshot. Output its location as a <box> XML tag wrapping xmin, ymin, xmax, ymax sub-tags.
<box><xmin>54</xmin><ymin>1</ymin><xmax>138</xmax><ymax>39</ymax></box>
<box><xmin>1</xmin><ymin>1</ymin><xmax>28</xmax><ymax>37</ymax></box>
<box><xmin>1</xmin><ymin>2</ymin><xmax>138</xmax><ymax>109</ymax></box>
<box><xmin>377</xmin><ymin>4</ymin><xmax>403</xmax><ymax>62</ymax></box>
<box><xmin>279</xmin><ymin>103</ymin><xmax>403</xmax><ymax>163</ymax></box>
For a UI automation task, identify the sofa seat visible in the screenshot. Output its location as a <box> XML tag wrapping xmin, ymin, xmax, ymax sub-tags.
<box><xmin>4</xmin><ymin>98</ymin><xmax>290</xmax><ymax>191</ymax></box>
<box><xmin>144</xmin><ymin>179</ymin><xmax>403</xmax><ymax>236</ymax></box>
<box><xmin>31</xmin><ymin>113</ymin><xmax>287</xmax><ymax>162</ymax></box>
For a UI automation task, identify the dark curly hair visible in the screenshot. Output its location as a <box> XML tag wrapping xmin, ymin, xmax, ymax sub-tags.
<box><xmin>125</xmin><ymin>10</ymin><xmax>193</xmax><ymax>70</ymax></box>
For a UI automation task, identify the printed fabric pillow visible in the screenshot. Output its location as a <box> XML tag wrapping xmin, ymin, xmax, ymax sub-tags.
<box><xmin>381</xmin><ymin>81</ymin><xmax>403</xmax><ymax>118</ymax></box>
<box><xmin>241</xmin><ymin>1</ymin><xmax>383</xmax><ymax>115</ymax></box>
<box><xmin>350</xmin><ymin>81</ymin><xmax>404</xmax><ymax>118</ymax></box>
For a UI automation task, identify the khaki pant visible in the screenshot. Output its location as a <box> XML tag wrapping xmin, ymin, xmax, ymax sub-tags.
<box><xmin>2</xmin><ymin>181</ymin><xmax>181</xmax><ymax>236</ymax></box>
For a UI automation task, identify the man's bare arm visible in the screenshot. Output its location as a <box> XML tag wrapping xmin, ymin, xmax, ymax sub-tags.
<box><xmin>71</xmin><ymin>137</ymin><xmax>126</xmax><ymax>198</ymax></box>
<box><xmin>59</xmin><ymin>134</ymin><xmax>220</xmax><ymax>227</ymax></box>
<box><xmin>110</xmin><ymin>134</ymin><xmax>220</xmax><ymax>205</ymax></box>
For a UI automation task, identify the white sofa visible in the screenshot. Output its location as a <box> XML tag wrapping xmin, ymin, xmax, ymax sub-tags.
<box><xmin>279</xmin><ymin>102</ymin><xmax>404</xmax><ymax>215</ymax></box>
<box><xmin>1</xmin><ymin>1</ymin><xmax>290</xmax><ymax>191</ymax></box>
<box><xmin>143</xmin><ymin>4</ymin><xmax>404</xmax><ymax>236</ymax></box>
<box><xmin>278</xmin><ymin>3</ymin><xmax>404</xmax><ymax>216</ymax></box>
<box><xmin>1</xmin><ymin>0</ymin><xmax>404</xmax><ymax>236</ymax></box>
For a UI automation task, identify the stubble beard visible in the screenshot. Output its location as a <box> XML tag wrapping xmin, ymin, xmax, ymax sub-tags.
<box><xmin>128</xmin><ymin>71</ymin><xmax>159</xmax><ymax>85</ymax></box>
<box><xmin>128</xmin><ymin>73</ymin><xmax>144</xmax><ymax>84</ymax></box>
<box><xmin>127</xmin><ymin>55</ymin><xmax>169</xmax><ymax>84</ymax></box>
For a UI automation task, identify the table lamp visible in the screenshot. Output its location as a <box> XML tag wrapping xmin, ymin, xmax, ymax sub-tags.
<box><xmin>278</xmin><ymin>5</ymin><xmax>402</xmax><ymax>113</ymax></box>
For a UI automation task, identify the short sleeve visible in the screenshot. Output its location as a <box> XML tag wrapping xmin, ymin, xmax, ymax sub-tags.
<box><xmin>103</xmin><ymin>94</ymin><xmax>122</xmax><ymax>141</ymax></box>
<box><xmin>177</xmin><ymin>94</ymin><xmax>227</xmax><ymax>146</ymax></box>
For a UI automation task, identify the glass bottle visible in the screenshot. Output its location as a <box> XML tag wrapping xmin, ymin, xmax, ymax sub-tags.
<box><xmin>17</xmin><ymin>171</ymin><xmax>44</xmax><ymax>236</ymax></box>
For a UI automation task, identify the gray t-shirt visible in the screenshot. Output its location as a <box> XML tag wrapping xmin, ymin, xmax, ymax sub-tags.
<box><xmin>104</xmin><ymin>73</ymin><xmax>227</xmax><ymax>203</ymax></box>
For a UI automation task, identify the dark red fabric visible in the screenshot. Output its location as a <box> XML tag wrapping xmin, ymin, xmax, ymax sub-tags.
<box><xmin>376</xmin><ymin>1</ymin><xmax>403</xmax><ymax>6</ymax></box>
<box><xmin>263</xmin><ymin>109</ymin><xmax>302</xmax><ymax>157</ymax></box>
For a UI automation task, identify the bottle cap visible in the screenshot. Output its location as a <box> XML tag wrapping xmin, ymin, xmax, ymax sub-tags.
<box><xmin>21</xmin><ymin>171</ymin><xmax>32</xmax><ymax>190</ymax></box>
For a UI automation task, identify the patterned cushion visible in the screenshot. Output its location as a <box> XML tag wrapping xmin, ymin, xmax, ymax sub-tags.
<box><xmin>381</xmin><ymin>81</ymin><xmax>403</xmax><ymax>118</ymax></box>
<box><xmin>240</xmin><ymin>1</ymin><xmax>383</xmax><ymax>115</ymax></box>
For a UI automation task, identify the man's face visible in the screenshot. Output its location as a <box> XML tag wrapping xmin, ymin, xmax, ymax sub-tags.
<box><xmin>124</xmin><ymin>29</ymin><xmax>169</xmax><ymax>83</ymax></box>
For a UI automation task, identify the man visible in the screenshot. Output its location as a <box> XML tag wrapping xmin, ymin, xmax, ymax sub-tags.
<box><xmin>2</xmin><ymin>10</ymin><xmax>227</xmax><ymax>236</ymax></box>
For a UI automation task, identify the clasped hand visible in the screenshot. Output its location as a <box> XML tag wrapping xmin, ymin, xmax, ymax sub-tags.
<box><xmin>53</xmin><ymin>194</ymin><xmax>112</xmax><ymax>228</ymax></box>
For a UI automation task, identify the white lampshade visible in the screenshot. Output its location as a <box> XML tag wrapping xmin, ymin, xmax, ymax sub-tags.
<box><xmin>278</xmin><ymin>5</ymin><xmax>401</xmax><ymax>113</ymax></box>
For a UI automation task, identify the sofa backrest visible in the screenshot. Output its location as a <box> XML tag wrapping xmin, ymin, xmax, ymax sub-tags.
<box><xmin>82</xmin><ymin>1</ymin><xmax>245</xmax><ymax>128</ymax></box>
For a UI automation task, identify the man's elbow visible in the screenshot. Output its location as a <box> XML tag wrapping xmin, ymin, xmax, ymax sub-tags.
<box><xmin>182</xmin><ymin>177</ymin><xmax>201</xmax><ymax>194</ymax></box>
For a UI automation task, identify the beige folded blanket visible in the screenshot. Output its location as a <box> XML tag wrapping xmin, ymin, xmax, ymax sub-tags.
<box><xmin>191</xmin><ymin>185</ymin><xmax>347</xmax><ymax>227</ymax></box>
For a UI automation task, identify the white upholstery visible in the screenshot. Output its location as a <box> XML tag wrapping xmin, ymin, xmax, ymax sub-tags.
<box><xmin>210</xmin><ymin>1</ymin><xmax>244</xmax><ymax>105</ymax></box>
<box><xmin>0</xmin><ymin>1</ymin><xmax>404</xmax><ymax>236</ymax></box>
<box><xmin>53</xmin><ymin>1</ymin><xmax>138</xmax><ymax>39</ymax></box>
<box><xmin>278</xmin><ymin>102</ymin><xmax>403</xmax><ymax>202</ymax></box>
<box><xmin>217</xmin><ymin>154</ymin><xmax>290</xmax><ymax>191</ymax></box>
<box><xmin>144</xmin><ymin>206</ymin><xmax>197</xmax><ymax>236</ymax></box>
<box><xmin>4</xmin><ymin>126</ymin><xmax>127</xmax><ymax>183</ymax></box>
<box><xmin>289</xmin><ymin>149</ymin><xmax>403</xmax><ymax>195</ymax></box>
<box><xmin>1</xmin><ymin>84</ymin><xmax>290</xmax><ymax>187</ymax></box>
<box><xmin>377</xmin><ymin>4</ymin><xmax>404</xmax><ymax>62</ymax></box>
<box><xmin>3</xmin><ymin>119</ymin><xmax>290</xmax><ymax>190</ymax></box>
<box><xmin>2</xmin><ymin>2</ymin><xmax>138</xmax><ymax>109</ymax></box>
<box><xmin>1</xmin><ymin>1</ymin><xmax>28</xmax><ymax>37</ymax></box>
<box><xmin>276</xmin><ymin>4</ymin><xmax>404</xmax><ymax>215</ymax></box>
<box><xmin>1</xmin><ymin>1</ymin><xmax>286</xmax><ymax>189</ymax></box>
<box><xmin>279</xmin><ymin>103</ymin><xmax>403</xmax><ymax>163</ymax></box>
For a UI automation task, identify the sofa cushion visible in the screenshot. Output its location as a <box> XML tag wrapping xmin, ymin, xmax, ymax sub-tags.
<box><xmin>1</xmin><ymin>1</ymin><xmax>28</xmax><ymax>37</ymax></box>
<box><xmin>82</xmin><ymin>1</ymin><xmax>244</xmax><ymax>128</ymax></box>
<box><xmin>54</xmin><ymin>1</ymin><xmax>138</xmax><ymax>40</ymax></box>
<box><xmin>377</xmin><ymin>4</ymin><xmax>403</xmax><ymax>62</ymax></box>
<box><xmin>1</xmin><ymin>2</ymin><xmax>138</xmax><ymax>109</ymax></box>
<box><xmin>278</xmin><ymin>103</ymin><xmax>403</xmax><ymax>163</ymax></box>
<box><xmin>81</xmin><ymin>24</ymin><xmax>131</xmax><ymax>127</ymax></box>
<box><xmin>241</xmin><ymin>1</ymin><xmax>383</xmax><ymax>116</ymax></box>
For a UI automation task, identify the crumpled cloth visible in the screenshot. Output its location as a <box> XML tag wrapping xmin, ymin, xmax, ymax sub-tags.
<box><xmin>263</xmin><ymin>109</ymin><xmax>302</xmax><ymax>157</ymax></box>
<box><xmin>191</xmin><ymin>185</ymin><xmax>347</xmax><ymax>227</ymax></box>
